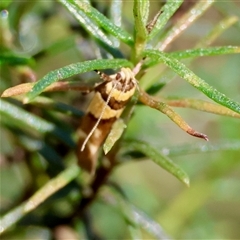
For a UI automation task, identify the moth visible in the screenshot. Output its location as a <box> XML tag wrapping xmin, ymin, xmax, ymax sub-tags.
<box><xmin>77</xmin><ymin>67</ymin><xmax>137</xmax><ymax>174</ymax></box>
<box><xmin>76</xmin><ymin>62</ymin><xmax>209</xmax><ymax>175</ymax></box>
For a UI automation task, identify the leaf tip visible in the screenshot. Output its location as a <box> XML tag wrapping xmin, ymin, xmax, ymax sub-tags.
<box><xmin>187</xmin><ymin>129</ymin><xmax>208</xmax><ymax>141</ymax></box>
<box><xmin>23</xmin><ymin>96</ymin><xmax>30</xmax><ymax>104</ymax></box>
<box><xmin>103</xmin><ymin>144</ymin><xmax>111</xmax><ymax>155</ymax></box>
<box><xmin>1</xmin><ymin>91</ymin><xmax>7</xmax><ymax>98</ymax></box>
<box><xmin>201</xmin><ymin>134</ymin><xmax>209</xmax><ymax>141</ymax></box>
<box><xmin>184</xmin><ymin>177</ymin><xmax>190</xmax><ymax>187</ymax></box>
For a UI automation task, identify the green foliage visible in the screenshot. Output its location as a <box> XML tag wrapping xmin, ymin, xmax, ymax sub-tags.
<box><xmin>144</xmin><ymin>50</ymin><xmax>240</xmax><ymax>113</ymax></box>
<box><xmin>0</xmin><ymin>1</ymin><xmax>240</xmax><ymax>239</ymax></box>
<box><xmin>25</xmin><ymin>59</ymin><xmax>133</xmax><ymax>102</ymax></box>
<box><xmin>122</xmin><ymin>139</ymin><xmax>190</xmax><ymax>186</ymax></box>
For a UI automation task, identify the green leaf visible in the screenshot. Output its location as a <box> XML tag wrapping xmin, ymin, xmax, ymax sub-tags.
<box><xmin>166</xmin><ymin>140</ymin><xmax>240</xmax><ymax>157</ymax></box>
<box><xmin>165</xmin><ymin>97</ymin><xmax>240</xmax><ymax>118</ymax></box>
<box><xmin>216</xmin><ymin>3</ymin><xmax>240</xmax><ymax>29</ymax></box>
<box><xmin>196</xmin><ymin>16</ymin><xmax>239</xmax><ymax>48</ymax></box>
<box><xmin>1</xmin><ymin>90</ymin><xmax>84</xmax><ymax>117</ymax></box>
<box><xmin>103</xmin><ymin>118</ymin><xmax>126</xmax><ymax>154</ymax></box>
<box><xmin>122</xmin><ymin>140</ymin><xmax>190</xmax><ymax>186</ymax></box>
<box><xmin>25</xmin><ymin>59</ymin><xmax>133</xmax><ymax>102</ymax></box>
<box><xmin>29</xmin><ymin>96</ymin><xmax>84</xmax><ymax>117</ymax></box>
<box><xmin>159</xmin><ymin>180</ymin><xmax>213</xmax><ymax>235</ymax></box>
<box><xmin>0</xmin><ymin>99</ymin><xmax>53</xmax><ymax>134</ymax></box>
<box><xmin>144</xmin><ymin>46</ymin><xmax>240</xmax><ymax>67</ymax></box>
<box><xmin>144</xmin><ymin>50</ymin><xmax>240</xmax><ymax>114</ymax></box>
<box><xmin>0</xmin><ymin>99</ymin><xmax>75</xmax><ymax>147</ymax></box>
<box><xmin>133</xmin><ymin>0</ymin><xmax>149</xmax><ymax>60</ymax></box>
<box><xmin>69</xmin><ymin>0</ymin><xmax>133</xmax><ymax>46</ymax></box>
<box><xmin>0</xmin><ymin>165</ymin><xmax>80</xmax><ymax>234</ymax></box>
<box><xmin>1</xmin><ymin>81</ymin><xmax>93</xmax><ymax>98</ymax></box>
<box><xmin>58</xmin><ymin>0</ymin><xmax>113</xmax><ymax>46</ymax></box>
<box><xmin>133</xmin><ymin>0</ymin><xmax>149</xmax><ymax>39</ymax></box>
<box><xmin>110</xmin><ymin>0</ymin><xmax>122</xmax><ymax>28</ymax></box>
<box><xmin>0</xmin><ymin>0</ymin><xmax>12</xmax><ymax>8</ymax></box>
<box><xmin>109</xmin><ymin>0</ymin><xmax>123</xmax><ymax>47</ymax></box>
<box><xmin>148</xmin><ymin>1</ymin><xmax>183</xmax><ymax>40</ymax></box>
<box><xmin>169</xmin><ymin>46</ymin><xmax>240</xmax><ymax>60</ymax></box>
<box><xmin>130</xmin><ymin>205</ymin><xmax>170</xmax><ymax>239</ymax></box>
<box><xmin>0</xmin><ymin>53</ymin><xmax>34</xmax><ymax>66</ymax></box>
<box><xmin>138</xmin><ymin>89</ymin><xmax>208</xmax><ymax>141</ymax></box>
<box><xmin>18</xmin><ymin>134</ymin><xmax>64</xmax><ymax>170</ymax></box>
<box><xmin>108</xmin><ymin>185</ymin><xmax>170</xmax><ymax>239</ymax></box>
<box><xmin>105</xmin><ymin>186</ymin><xmax>142</xmax><ymax>239</ymax></box>
<box><xmin>157</xmin><ymin>1</ymin><xmax>214</xmax><ymax>51</ymax></box>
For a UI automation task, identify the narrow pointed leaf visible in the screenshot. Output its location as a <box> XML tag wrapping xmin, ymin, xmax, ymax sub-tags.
<box><xmin>169</xmin><ymin>46</ymin><xmax>240</xmax><ymax>60</ymax></box>
<box><xmin>148</xmin><ymin>1</ymin><xmax>183</xmax><ymax>40</ymax></box>
<box><xmin>108</xmin><ymin>185</ymin><xmax>170</xmax><ymax>239</ymax></box>
<box><xmin>196</xmin><ymin>16</ymin><xmax>239</xmax><ymax>48</ymax></box>
<box><xmin>0</xmin><ymin>99</ymin><xmax>75</xmax><ymax>147</ymax></box>
<box><xmin>133</xmin><ymin>0</ymin><xmax>149</xmax><ymax>39</ymax></box>
<box><xmin>0</xmin><ymin>53</ymin><xmax>34</xmax><ymax>66</ymax></box>
<box><xmin>139</xmin><ymin>89</ymin><xmax>208</xmax><ymax>141</ymax></box>
<box><xmin>1</xmin><ymin>83</ymin><xmax>35</xmax><ymax>97</ymax></box>
<box><xmin>67</xmin><ymin>0</ymin><xmax>133</xmax><ymax>46</ymax></box>
<box><xmin>157</xmin><ymin>0</ymin><xmax>214</xmax><ymax>51</ymax></box>
<box><xmin>58</xmin><ymin>0</ymin><xmax>113</xmax><ymax>46</ymax></box>
<box><xmin>109</xmin><ymin>0</ymin><xmax>122</xmax><ymax>47</ymax></box>
<box><xmin>18</xmin><ymin>135</ymin><xmax>64</xmax><ymax>170</ymax></box>
<box><xmin>110</xmin><ymin>0</ymin><xmax>122</xmax><ymax>27</ymax></box>
<box><xmin>144</xmin><ymin>46</ymin><xmax>240</xmax><ymax>67</ymax></box>
<box><xmin>25</xmin><ymin>59</ymin><xmax>133</xmax><ymax>102</ymax></box>
<box><xmin>10</xmin><ymin>95</ymin><xmax>84</xmax><ymax>117</ymax></box>
<box><xmin>0</xmin><ymin>165</ymin><xmax>80</xmax><ymax>234</ymax></box>
<box><xmin>165</xmin><ymin>97</ymin><xmax>240</xmax><ymax>118</ymax></box>
<box><xmin>159</xmin><ymin>181</ymin><xmax>212</xmax><ymax>235</ymax></box>
<box><xmin>145</xmin><ymin>50</ymin><xmax>240</xmax><ymax>114</ymax></box>
<box><xmin>30</xmin><ymin>96</ymin><xmax>84</xmax><ymax>117</ymax></box>
<box><xmin>165</xmin><ymin>140</ymin><xmax>240</xmax><ymax>157</ymax></box>
<box><xmin>131</xmin><ymin>205</ymin><xmax>171</xmax><ymax>239</ymax></box>
<box><xmin>133</xmin><ymin>0</ymin><xmax>149</xmax><ymax>60</ymax></box>
<box><xmin>1</xmin><ymin>81</ymin><xmax>92</xmax><ymax>98</ymax></box>
<box><xmin>122</xmin><ymin>140</ymin><xmax>190</xmax><ymax>186</ymax></box>
<box><xmin>143</xmin><ymin>17</ymin><xmax>239</xmax><ymax>92</ymax></box>
<box><xmin>103</xmin><ymin>118</ymin><xmax>126</xmax><ymax>154</ymax></box>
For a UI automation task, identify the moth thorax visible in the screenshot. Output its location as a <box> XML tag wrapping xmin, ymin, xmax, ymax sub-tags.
<box><xmin>105</xmin><ymin>68</ymin><xmax>136</xmax><ymax>102</ymax></box>
<box><xmin>115</xmin><ymin>68</ymin><xmax>135</xmax><ymax>88</ymax></box>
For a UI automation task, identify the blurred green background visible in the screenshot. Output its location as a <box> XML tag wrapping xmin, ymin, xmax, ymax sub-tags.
<box><xmin>0</xmin><ymin>1</ymin><xmax>240</xmax><ymax>239</ymax></box>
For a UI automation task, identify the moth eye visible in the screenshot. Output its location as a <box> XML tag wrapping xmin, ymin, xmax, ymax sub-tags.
<box><xmin>116</xmin><ymin>72</ymin><xmax>122</xmax><ymax>80</ymax></box>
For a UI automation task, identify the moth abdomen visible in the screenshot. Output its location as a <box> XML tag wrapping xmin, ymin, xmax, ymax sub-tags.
<box><xmin>76</xmin><ymin>68</ymin><xmax>137</xmax><ymax>174</ymax></box>
<box><xmin>77</xmin><ymin>114</ymin><xmax>116</xmax><ymax>174</ymax></box>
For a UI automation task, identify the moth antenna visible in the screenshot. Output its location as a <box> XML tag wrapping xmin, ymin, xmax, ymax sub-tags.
<box><xmin>94</xmin><ymin>70</ymin><xmax>114</xmax><ymax>82</ymax></box>
<box><xmin>81</xmin><ymin>74</ymin><xmax>119</xmax><ymax>152</ymax></box>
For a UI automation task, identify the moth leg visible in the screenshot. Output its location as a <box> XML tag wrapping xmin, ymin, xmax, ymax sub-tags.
<box><xmin>94</xmin><ymin>70</ymin><xmax>116</xmax><ymax>82</ymax></box>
